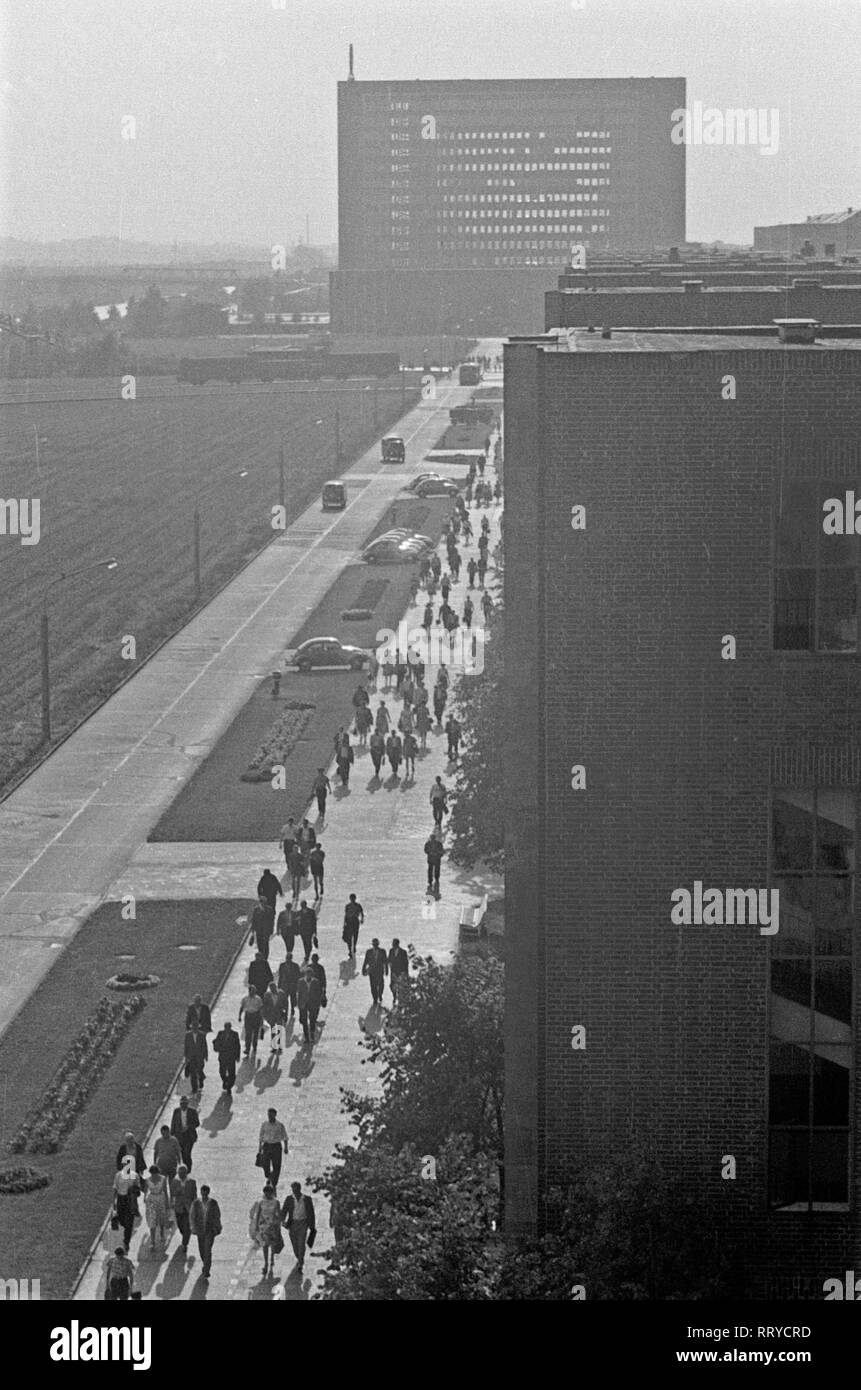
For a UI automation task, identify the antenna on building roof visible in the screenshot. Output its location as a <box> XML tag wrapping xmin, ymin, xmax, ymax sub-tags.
<box><xmin>348</xmin><ymin>44</ymin><xmax>355</xmax><ymax>80</ymax></box>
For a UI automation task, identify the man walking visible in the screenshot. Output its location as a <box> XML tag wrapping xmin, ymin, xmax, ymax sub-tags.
<box><xmin>153</xmin><ymin>1124</ymin><xmax>182</xmax><ymax>1182</ymax></box>
<box><xmin>362</xmin><ymin>937</ymin><xmax>388</xmax><ymax>1006</ymax></box>
<box><xmin>467</xmin><ymin>557</ymin><xmax>477</xmax><ymax>588</ymax></box>
<box><xmin>239</xmin><ymin>985</ymin><xmax>264</xmax><ymax>1056</ymax></box>
<box><xmin>403</xmin><ymin>730</ymin><xmax>418</xmax><ymax>780</ymax></box>
<box><xmin>262</xmin><ymin>981</ymin><xmax>288</xmax><ymax>1054</ymax></box>
<box><xmin>185</xmin><ymin>994</ymin><xmax>212</xmax><ymax>1035</ymax></box>
<box><xmin>386</xmin><ymin>730</ymin><xmax>403</xmax><ymax>778</ymax></box>
<box><xmin>258</xmin><ymin>1107</ymin><xmax>289</xmax><ymax>1186</ymax></box>
<box><xmin>189</xmin><ymin>1185</ymin><xmax>222</xmax><ymax>1279</ymax></box>
<box><xmin>296</xmin><ymin>899</ymin><xmax>318</xmax><ymax>963</ymax></box>
<box><xmin>430</xmin><ymin>775</ymin><xmax>449</xmax><ymax>826</ymax></box>
<box><xmin>288</xmin><ymin>844</ymin><xmax>305</xmax><ymax>901</ymax></box>
<box><xmin>342</xmin><ymin>893</ymin><xmax>364</xmax><ymax>959</ymax></box>
<box><xmin>282</xmin><ymin>1182</ymin><xmax>316</xmax><ymax>1273</ymax></box>
<box><xmin>213</xmin><ymin>1019</ymin><xmax>241</xmax><ymax>1092</ymax></box>
<box><xmin>250</xmin><ymin>895</ymin><xmax>275</xmax><ymax>961</ymax></box>
<box><xmin>309</xmin><ymin>842</ymin><xmax>325</xmax><ymax>898</ymax></box>
<box><xmin>310</xmin><ymin>952</ymin><xmax>327</xmax><ymax>1003</ymax></box>
<box><xmin>170</xmin><ymin>1095</ymin><xmax>199</xmax><ymax>1170</ymax></box>
<box><xmin>297</xmin><ymin>965</ymin><xmax>323</xmax><ymax>1044</ymax></box>
<box><xmin>248</xmin><ymin>949</ymin><xmax>273</xmax><ymax>998</ymax></box>
<box><xmin>445</xmin><ymin>714</ymin><xmax>462</xmax><ymax>762</ymax></box>
<box><xmin>171</xmin><ymin>1166</ymin><xmax>197</xmax><ymax>1253</ymax></box>
<box><xmin>388</xmin><ymin>939</ymin><xmax>410</xmax><ymax>1005</ymax></box>
<box><xmin>311</xmin><ymin>768</ymin><xmax>331</xmax><ymax>819</ymax></box>
<box><xmin>424</xmin><ymin>828</ymin><xmax>445</xmax><ymax>894</ymax></box>
<box><xmin>277</xmin><ymin>952</ymin><xmax>299</xmax><ymax>1020</ymax></box>
<box><xmin>256</xmin><ymin>868</ymin><xmax>283</xmax><ymax>910</ymax></box>
<box><xmin>369</xmin><ymin>729</ymin><xmax>385</xmax><ymax>778</ymax></box>
<box><xmin>184</xmin><ymin>1024</ymin><xmax>208</xmax><ymax>1094</ymax></box>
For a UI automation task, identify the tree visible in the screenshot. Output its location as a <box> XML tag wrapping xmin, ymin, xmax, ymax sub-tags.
<box><xmin>446</xmin><ymin>607</ymin><xmax>505</xmax><ymax>871</ymax></box>
<box><xmin>497</xmin><ymin>1149</ymin><xmax>746</xmax><ymax>1300</ymax></box>
<box><xmin>342</xmin><ymin>952</ymin><xmax>504</xmax><ymax>1163</ymax></box>
<box><xmin>315</xmin><ymin>1137</ymin><xmax>497</xmax><ymax>1300</ymax></box>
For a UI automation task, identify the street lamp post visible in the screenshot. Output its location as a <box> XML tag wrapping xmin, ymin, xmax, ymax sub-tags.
<box><xmin>279</xmin><ymin>445</ymin><xmax>286</xmax><ymax>509</ymax></box>
<box><xmin>193</xmin><ymin>507</ymin><xmax>201</xmax><ymax>600</ymax></box>
<box><xmin>41</xmin><ymin>557</ymin><xmax>118</xmax><ymax>742</ymax></box>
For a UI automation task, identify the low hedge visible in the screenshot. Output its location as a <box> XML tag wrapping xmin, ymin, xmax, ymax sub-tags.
<box><xmin>0</xmin><ymin>1166</ymin><xmax>51</xmax><ymax>1195</ymax></box>
<box><xmin>241</xmin><ymin>700</ymin><xmax>316</xmax><ymax>781</ymax></box>
<box><xmin>9</xmin><ymin>995</ymin><xmax>147</xmax><ymax>1155</ymax></box>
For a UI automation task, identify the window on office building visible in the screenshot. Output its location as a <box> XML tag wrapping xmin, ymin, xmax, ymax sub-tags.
<box><xmin>773</xmin><ymin>481</ymin><xmax>857</xmax><ymax>653</ymax></box>
<box><xmin>769</xmin><ymin>787</ymin><xmax>854</xmax><ymax>1211</ymax></box>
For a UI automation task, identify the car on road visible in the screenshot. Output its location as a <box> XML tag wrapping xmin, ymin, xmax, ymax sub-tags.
<box><xmin>381</xmin><ymin>436</ymin><xmax>406</xmax><ymax>465</ymax></box>
<box><xmin>362</xmin><ymin>533</ymin><xmax>429</xmax><ymax>564</ymax></box>
<box><xmin>290</xmin><ymin>637</ymin><xmax>370</xmax><ymax>672</ymax></box>
<box><xmin>407</xmin><ymin>472</ymin><xmax>442</xmax><ymax>492</ymax></box>
<box><xmin>414</xmin><ymin>477</ymin><xmax>460</xmax><ymax>498</ymax></box>
<box><xmin>321</xmin><ymin>480</ymin><xmax>347</xmax><ymax>510</ymax></box>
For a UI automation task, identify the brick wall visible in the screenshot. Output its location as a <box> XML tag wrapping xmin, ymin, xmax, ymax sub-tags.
<box><xmin>504</xmin><ymin>342</ymin><xmax>861</xmax><ymax>1292</ymax></box>
<box><xmin>545</xmin><ymin>285</ymin><xmax>861</xmax><ymax>330</ymax></box>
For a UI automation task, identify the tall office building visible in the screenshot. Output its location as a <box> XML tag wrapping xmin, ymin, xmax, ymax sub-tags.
<box><xmin>333</xmin><ymin>76</ymin><xmax>685</xmax><ymax>334</ymax></box>
<box><xmin>504</xmin><ymin>320</ymin><xmax>861</xmax><ymax>1296</ymax></box>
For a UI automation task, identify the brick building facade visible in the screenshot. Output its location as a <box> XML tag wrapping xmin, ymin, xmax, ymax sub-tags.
<box><xmin>504</xmin><ymin>324</ymin><xmax>861</xmax><ymax>1296</ymax></box>
<box><xmin>546</xmin><ymin>283</ymin><xmax>861</xmax><ymax>331</ymax></box>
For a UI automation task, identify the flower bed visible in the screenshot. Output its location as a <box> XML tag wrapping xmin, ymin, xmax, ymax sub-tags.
<box><xmin>0</xmin><ymin>1165</ymin><xmax>51</xmax><ymax>1195</ymax></box>
<box><xmin>241</xmin><ymin>700</ymin><xmax>316</xmax><ymax>782</ymax></box>
<box><xmin>9</xmin><ymin>995</ymin><xmax>147</xmax><ymax>1155</ymax></box>
<box><xmin>106</xmin><ymin>972</ymin><xmax>160</xmax><ymax>991</ymax></box>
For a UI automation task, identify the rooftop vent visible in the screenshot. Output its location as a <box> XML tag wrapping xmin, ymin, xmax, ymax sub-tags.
<box><xmin>601</xmin><ymin>325</ymin><xmax>612</xmax><ymax>339</ymax></box>
<box><xmin>792</xmin><ymin>278</ymin><xmax>822</xmax><ymax>289</ymax></box>
<box><xmin>682</xmin><ymin>279</ymin><xmax>704</xmax><ymax>293</ymax></box>
<box><xmin>774</xmin><ymin>318</ymin><xmax>820</xmax><ymax>344</ymax></box>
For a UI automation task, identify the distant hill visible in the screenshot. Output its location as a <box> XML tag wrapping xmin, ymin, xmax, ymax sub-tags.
<box><xmin>0</xmin><ymin>237</ymin><xmax>337</xmax><ymax>268</ymax></box>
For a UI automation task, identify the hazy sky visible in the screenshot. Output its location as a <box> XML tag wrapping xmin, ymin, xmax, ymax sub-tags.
<box><xmin>1</xmin><ymin>0</ymin><xmax>858</xmax><ymax>248</ymax></box>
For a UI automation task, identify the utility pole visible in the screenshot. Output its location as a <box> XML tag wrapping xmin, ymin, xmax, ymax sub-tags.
<box><xmin>373</xmin><ymin>381</ymin><xmax>379</xmax><ymax>432</ymax></box>
<box><xmin>279</xmin><ymin>444</ymin><xmax>286</xmax><ymax>509</ymax></box>
<box><xmin>334</xmin><ymin>405</ymin><xmax>341</xmax><ymax>463</ymax></box>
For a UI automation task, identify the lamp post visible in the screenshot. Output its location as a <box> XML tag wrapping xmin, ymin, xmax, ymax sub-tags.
<box><xmin>41</xmin><ymin>557</ymin><xmax>118</xmax><ymax>742</ymax></box>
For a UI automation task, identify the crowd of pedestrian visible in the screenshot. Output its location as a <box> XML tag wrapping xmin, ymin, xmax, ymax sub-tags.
<box><xmin>102</xmin><ymin>416</ymin><xmax>503</xmax><ymax>1297</ymax></box>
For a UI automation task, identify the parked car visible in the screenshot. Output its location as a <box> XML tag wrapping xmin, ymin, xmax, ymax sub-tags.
<box><xmin>363</xmin><ymin>536</ymin><xmax>426</xmax><ymax>564</ymax></box>
<box><xmin>321</xmin><ymin>480</ymin><xmax>347</xmax><ymax>510</ymax></box>
<box><xmin>290</xmin><ymin>637</ymin><xmax>370</xmax><ymax>672</ymax></box>
<box><xmin>407</xmin><ymin>473</ymin><xmax>442</xmax><ymax>492</ymax></box>
<box><xmin>414</xmin><ymin>477</ymin><xmax>460</xmax><ymax>498</ymax></box>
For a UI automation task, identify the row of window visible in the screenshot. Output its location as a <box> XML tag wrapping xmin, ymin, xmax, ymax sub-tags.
<box><xmin>441</xmin><ymin>190</ymin><xmax>606</xmax><ymax>202</ymax></box>
<box><xmin>440</xmin><ymin>145</ymin><xmax>610</xmax><ymax>157</ymax></box>
<box><xmin>438</xmin><ymin>233</ymin><xmax>605</xmax><ymax>248</ymax></box>
<box><xmin>438</xmin><ymin>129</ymin><xmax>610</xmax><ymax>139</ymax></box>
<box><xmin>439</xmin><ymin>161</ymin><xmax>610</xmax><ymax>173</ymax></box>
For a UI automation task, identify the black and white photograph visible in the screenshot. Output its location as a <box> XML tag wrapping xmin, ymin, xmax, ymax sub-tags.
<box><xmin>0</xmin><ymin>0</ymin><xmax>859</xmax><ymax>1360</ymax></box>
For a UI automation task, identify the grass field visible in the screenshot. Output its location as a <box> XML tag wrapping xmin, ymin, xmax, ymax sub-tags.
<box><xmin>0</xmin><ymin>898</ymin><xmax>248</xmax><ymax>1298</ymax></box>
<box><xmin>0</xmin><ymin>375</ymin><xmax>417</xmax><ymax>791</ymax></box>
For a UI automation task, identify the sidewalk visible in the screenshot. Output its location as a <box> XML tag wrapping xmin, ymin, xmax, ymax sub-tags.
<box><xmin>0</xmin><ymin>377</ymin><xmax>467</xmax><ymax>1040</ymax></box>
<box><xmin>72</xmin><ymin>393</ymin><xmax>504</xmax><ymax>1301</ymax></box>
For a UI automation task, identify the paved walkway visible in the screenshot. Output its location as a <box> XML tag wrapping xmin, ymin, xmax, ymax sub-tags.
<box><xmin>72</xmin><ymin>372</ymin><xmax>504</xmax><ymax>1301</ymax></box>
<box><xmin>0</xmin><ymin>375</ymin><xmax>471</xmax><ymax>1039</ymax></box>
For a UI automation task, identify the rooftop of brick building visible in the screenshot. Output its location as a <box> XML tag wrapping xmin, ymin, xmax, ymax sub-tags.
<box><xmin>509</xmin><ymin>325</ymin><xmax>861</xmax><ymax>353</ymax></box>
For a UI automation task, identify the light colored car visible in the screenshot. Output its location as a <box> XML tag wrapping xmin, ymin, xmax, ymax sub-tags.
<box><xmin>415</xmin><ymin>477</ymin><xmax>460</xmax><ymax>498</ymax></box>
<box><xmin>291</xmin><ymin>637</ymin><xmax>370</xmax><ymax>672</ymax></box>
<box><xmin>363</xmin><ymin>536</ymin><xmax>426</xmax><ymax>564</ymax></box>
<box><xmin>407</xmin><ymin>473</ymin><xmax>442</xmax><ymax>492</ymax></box>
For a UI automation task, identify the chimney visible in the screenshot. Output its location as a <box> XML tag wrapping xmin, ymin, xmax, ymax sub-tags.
<box><xmin>601</xmin><ymin>325</ymin><xmax>612</xmax><ymax>339</ymax></box>
<box><xmin>348</xmin><ymin>43</ymin><xmax>355</xmax><ymax>80</ymax></box>
<box><xmin>774</xmin><ymin>318</ymin><xmax>820</xmax><ymax>344</ymax></box>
